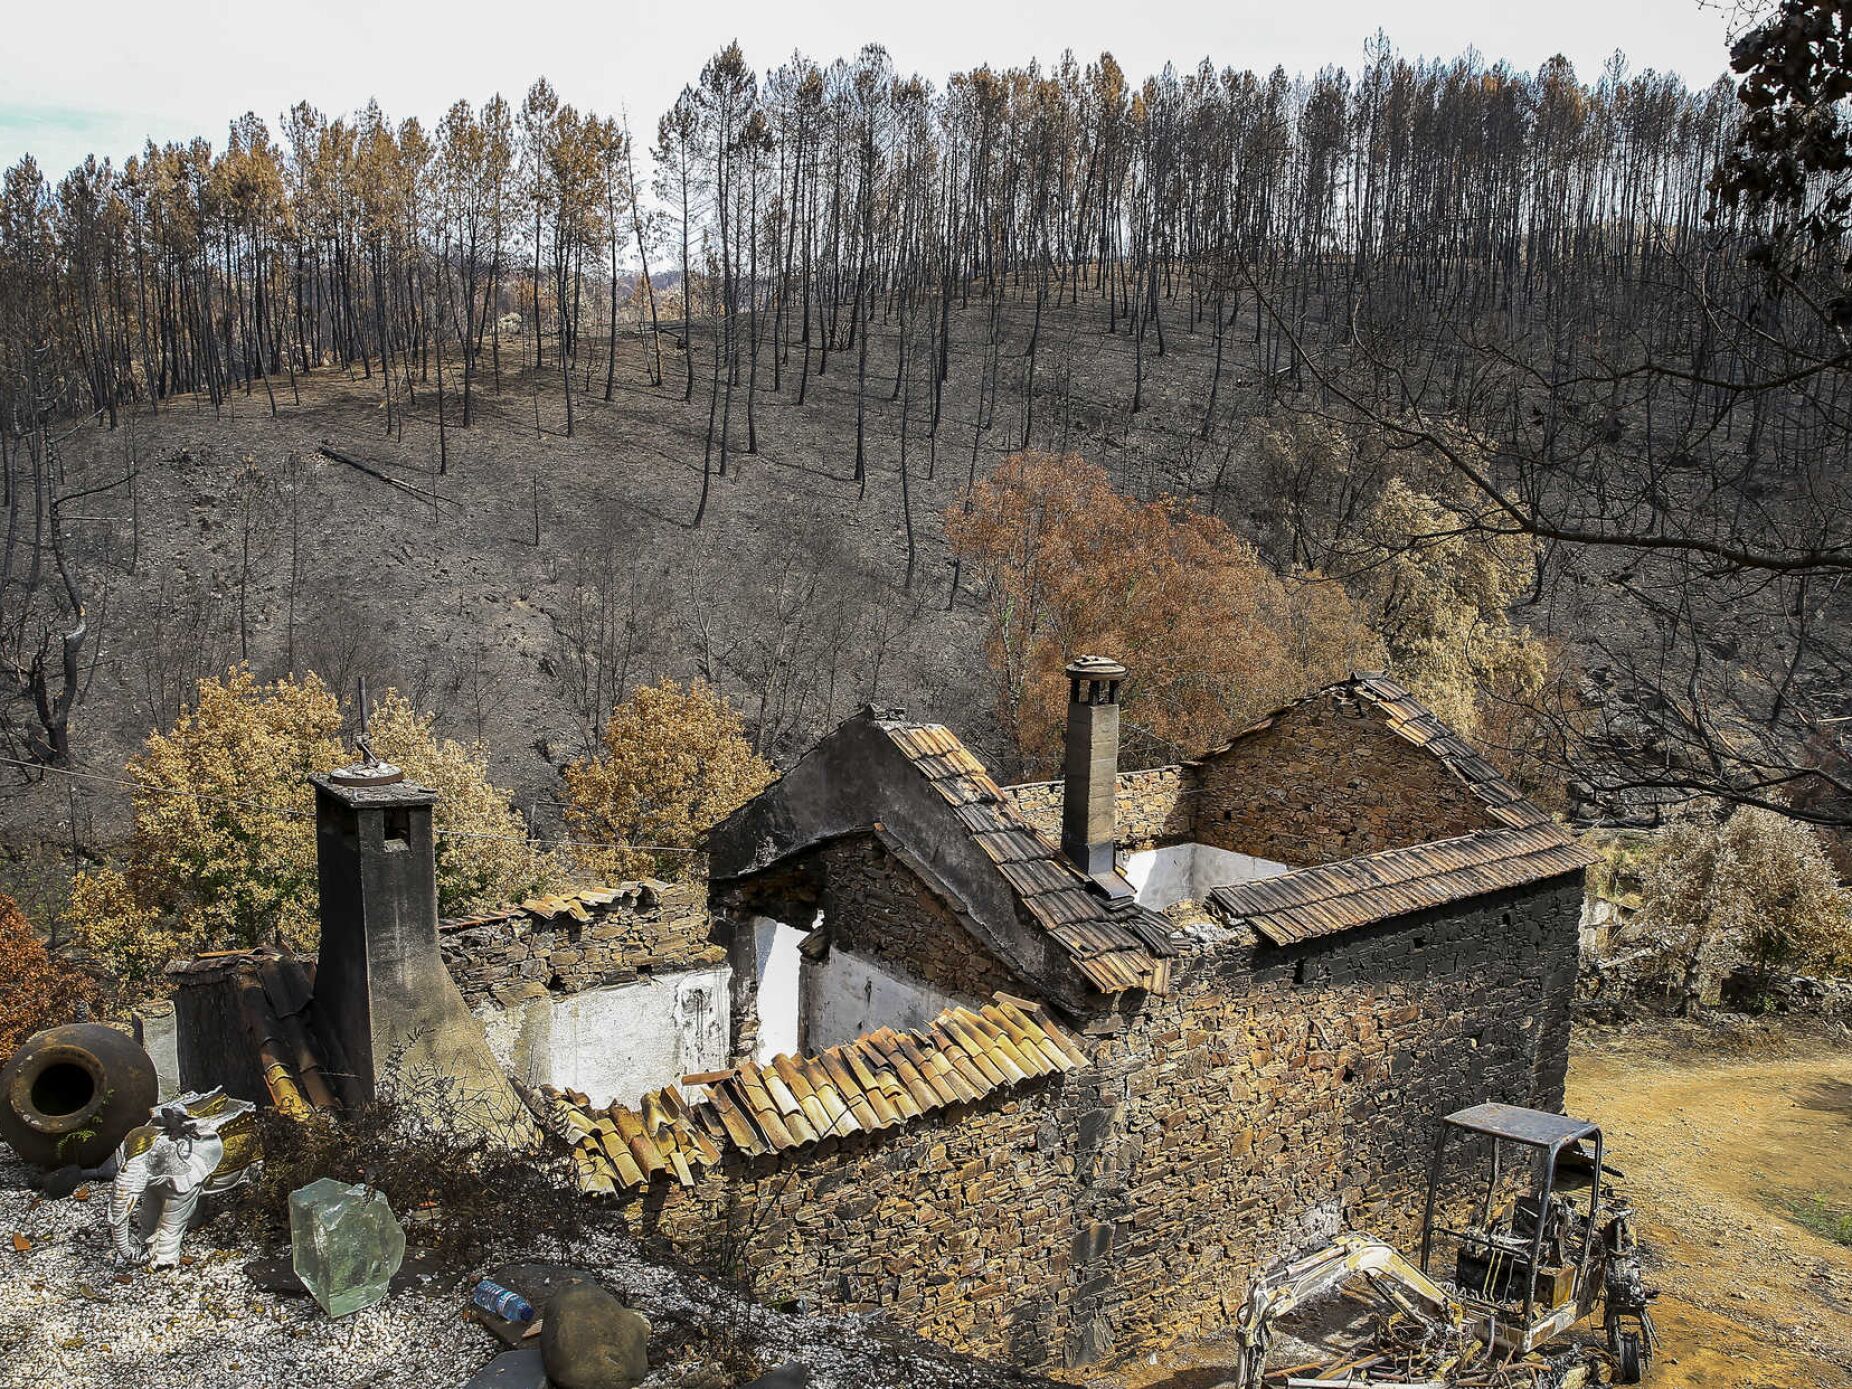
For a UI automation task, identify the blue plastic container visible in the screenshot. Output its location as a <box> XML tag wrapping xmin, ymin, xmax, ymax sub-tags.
<box><xmin>471</xmin><ymin>1278</ymin><xmax>535</xmax><ymax>1323</ymax></box>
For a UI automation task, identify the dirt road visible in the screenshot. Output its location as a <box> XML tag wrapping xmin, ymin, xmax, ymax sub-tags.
<box><xmin>1567</xmin><ymin>1025</ymin><xmax>1852</xmax><ymax>1389</ymax></box>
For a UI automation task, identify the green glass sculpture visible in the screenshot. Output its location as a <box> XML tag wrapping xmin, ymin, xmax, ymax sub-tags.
<box><xmin>288</xmin><ymin>1177</ymin><xmax>406</xmax><ymax>1316</ymax></box>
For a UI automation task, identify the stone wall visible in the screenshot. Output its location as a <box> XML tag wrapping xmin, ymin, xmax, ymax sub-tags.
<box><xmin>814</xmin><ymin>836</ymin><xmax>1032</xmax><ymax>1004</ymax></box>
<box><xmin>438</xmin><ymin>882</ymin><xmax>719</xmax><ymax>1012</ymax></box>
<box><xmin>609</xmin><ymin>865</ymin><xmax>1585</xmax><ymax>1371</ymax></box>
<box><xmin>1004</xmin><ymin>767</ymin><xmax>1194</xmax><ymax>850</ymax></box>
<box><xmin>619</xmin><ymin>1080</ymin><xmax>1082</xmax><ymax>1364</ymax></box>
<box><xmin>1192</xmin><ymin>695</ymin><xmax>1491</xmax><ymax>865</ymax></box>
<box><xmin>1074</xmin><ymin>874</ymin><xmax>1583</xmax><ymax>1359</ymax></box>
<box><xmin>1002</xmin><ymin>697</ymin><xmax>1499</xmax><ymax>873</ymax></box>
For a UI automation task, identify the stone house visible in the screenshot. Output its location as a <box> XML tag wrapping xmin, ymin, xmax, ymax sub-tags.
<box><xmin>159</xmin><ymin>661</ymin><xmax>1591</xmax><ymax>1372</ymax></box>
<box><xmin>643</xmin><ymin>662</ymin><xmax>1592</xmax><ymax>1366</ymax></box>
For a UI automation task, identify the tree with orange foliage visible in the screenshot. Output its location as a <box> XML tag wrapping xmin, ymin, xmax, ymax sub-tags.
<box><xmin>947</xmin><ymin>452</ymin><xmax>1376</xmax><ymax>776</ymax></box>
<box><xmin>563</xmin><ymin>678</ymin><xmax>774</xmax><ymax>882</ymax></box>
<box><xmin>0</xmin><ymin>895</ymin><xmax>96</xmax><ymax>1063</ymax></box>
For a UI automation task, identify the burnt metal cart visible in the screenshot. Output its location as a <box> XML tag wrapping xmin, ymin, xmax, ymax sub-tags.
<box><xmin>1419</xmin><ymin>1102</ymin><xmax>1657</xmax><ymax>1382</ymax></box>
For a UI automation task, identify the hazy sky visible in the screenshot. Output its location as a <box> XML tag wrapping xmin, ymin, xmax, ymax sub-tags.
<box><xmin>3</xmin><ymin>0</ymin><xmax>1740</xmax><ymax>178</ymax></box>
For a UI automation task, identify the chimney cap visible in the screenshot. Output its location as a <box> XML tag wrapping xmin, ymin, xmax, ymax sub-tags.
<box><xmin>328</xmin><ymin>760</ymin><xmax>405</xmax><ymax>788</ymax></box>
<box><xmin>311</xmin><ymin>771</ymin><xmax>438</xmax><ymax>807</ymax></box>
<box><xmin>1065</xmin><ymin>655</ymin><xmax>1126</xmax><ymax>681</ymax></box>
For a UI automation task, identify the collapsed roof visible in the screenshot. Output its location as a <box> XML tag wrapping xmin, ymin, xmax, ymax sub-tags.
<box><xmin>706</xmin><ymin>707</ymin><xmax>1177</xmax><ymax>1010</ymax></box>
<box><xmin>1198</xmin><ymin>674</ymin><xmax>1595</xmax><ymax>941</ymax></box>
<box><xmin>709</xmin><ymin>677</ymin><xmax>1597</xmax><ymax>987</ymax></box>
<box><xmin>164</xmin><ymin>946</ymin><xmax>341</xmax><ymax>1114</ymax></box>
<box><xmin>540</xmin><ymin>991</ymin><xmax>1087</xmax><ymax>1195</ymax></box>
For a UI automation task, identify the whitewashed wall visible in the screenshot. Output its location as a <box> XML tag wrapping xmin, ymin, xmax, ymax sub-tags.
<box><xmin>1123</xmin><ymin>843</ymin><xmax>1293</xmax><ymax>909</ymax></box>
<box><xmin>747</xmin><ymin>913</ymin><xmax>963</xmax><ymax>1057</ymax></box>
<box><xmin>801</xmin><ymin>946</ymin><xmax>971</xmax><ymax>1052</ymax></box>
<box><xmin>752</xmin><ymin>914</ymin><xmax>807</xmax><ymax>1062</ymax></box>
<box><xmin>474</xmin><ymin>965</ymin><xmax>732</xmax><ymax>1107</ymax></box>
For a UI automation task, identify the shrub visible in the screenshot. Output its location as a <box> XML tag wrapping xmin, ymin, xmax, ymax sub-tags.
<box><xmin>563</xmin><ymin>679</ymin><xmax>773</xmax><ymax>881</ymax></box>
<box><xmin>1635</xmin><ymin>804</ymin><xmax>1851</xmax><ymax>1011</ymax></box>
<box><xmin>1253</xmin><ymin>414</ymin><xmax>1555</xmax><ymax>753</ymax></box>
<box><xmin>1347</xmin><ymin>475</ymin><xmax>1547</xmax><ymax>742</ymax></box>
<box><xmin>0</xmin><ymin>895</ymin><xmax>97</xmax><ymax>1063</ymax></box>
<box><xmin>115</xmin><ymin>667</ymin><xmax>343</xmax><ymax>952</ymax></box>
<box><xmin>63</xmin><ymin>866</ymin><xmax>181</xmax><ymax>990</ymax></box>
<box><xmin>248</xmin><ymin>1080</ymin><xmax>583</xmax><ymax>1269</ymax></box>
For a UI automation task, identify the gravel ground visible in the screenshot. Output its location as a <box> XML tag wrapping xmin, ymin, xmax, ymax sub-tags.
<box><xmin>0</xmin><ymin>1150</ymin><xmax>1049</xmax><ymax>1389</ymax></box>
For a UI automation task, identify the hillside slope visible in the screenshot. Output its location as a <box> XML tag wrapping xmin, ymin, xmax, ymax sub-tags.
<box><xmin>0</xmin><ymin>288</ymin><xmax>1803</xmax><ymax>896</ymax></box>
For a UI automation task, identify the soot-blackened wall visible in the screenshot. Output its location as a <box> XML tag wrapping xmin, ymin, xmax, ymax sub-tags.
<box><xmin>1069</xmin><ymin>873</ymin><xmax>1584</xmax><ymax>1360</ymax></box>
<box><xmin>627</xmin><ymin>857</ymin><xmax>1584</xmax><ymax>1371</ymax></box>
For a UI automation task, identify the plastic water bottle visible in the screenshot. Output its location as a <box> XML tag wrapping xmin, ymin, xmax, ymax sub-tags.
<box><xmin>471</xmin><ymin>1278</ymin><xmax>535</xmax><ymax>1323</ymax></box>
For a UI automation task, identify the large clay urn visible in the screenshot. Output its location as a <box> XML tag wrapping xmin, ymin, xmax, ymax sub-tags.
<box><xmin>0</xmin><ymin>1025</ymin><xmax>158</xmax><ymax>1170</ymax></box>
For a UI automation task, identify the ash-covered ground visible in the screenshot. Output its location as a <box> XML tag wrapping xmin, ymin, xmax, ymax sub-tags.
<box><xmin>0</xmin><ymin>1149</ymin><xmax>1054</xmax><ymax>1389</ymax></box>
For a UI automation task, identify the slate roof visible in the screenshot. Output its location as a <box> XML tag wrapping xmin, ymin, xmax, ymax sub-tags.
<box><xmin>541</xmin><ymin>992</ymin><xmax>1087</xmax><ymax>1195</ymax></box>
<box><xmin>165</xmin><ymin>946</ymin><xmax>340</xmax><ymax>1114</ymax></box>
<box><xmin>1207</xmin><ymin>823</ymin><xmax>1597</xmax><ymax>946</ymax></box>
<box><xmin>1204</xmin><ymin>672</ymin><xmax>1553</xmax><ymax>831</ymax></box>
<box><xmin>874</xmin><ymin>715</ymin><xmax>1176</xmax><ymax>994</ymax></box>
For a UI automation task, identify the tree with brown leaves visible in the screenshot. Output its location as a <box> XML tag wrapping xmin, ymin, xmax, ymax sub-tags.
<box><xmin>0</xmin><ymin>894</ymin><xmax>95</xmax><ymax>1063</ymax></box>
<box><xmin>946</xmin><ymin>451</ymin><xmax>1374</xmax><ymax>776</ymax></box>
<box><xmin>563</xmin><ymin>678</ymin><xmax>773</xmax><ymax>882</ymax></box>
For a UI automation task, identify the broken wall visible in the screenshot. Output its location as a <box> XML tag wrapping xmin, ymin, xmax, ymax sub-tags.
<box><xmin>608</xmin><ymin>870</ymin><xmax>1585</xmax><ymax>1371</ymax></box>
<box><xmin>478</xmin><ymin>967</ymin><xmax>731</xmax><ymax>1106</ymax></box>
<box><xmin>1192</xmin><ymin>696</ymin><xmax>1491</xmax><ymax>865</ymax></box>
<box><xmin>441</xmin><ymin>882</ymin><xmax>729</xmax><ymax>1105</ymax></box>
<box><xmin>1068</xmin><ymin>874</ymin><xmax>1584</xmax><ymax>1359</ymax></box>
<box><xmin>749</xmin><ymin>916</ymin><xmax>805</xmax><ymax>1061</ymax></box>
<box><xmin>801</xmin><ymin>947</ymin><xmax>973</xmax><ymax>1051</ymax></box>
<box><xmin>729</xmin><ymin>837</ymin><xmax>1030</xmax><ymax>1061</ymax></box>
<box><xmin>812</xmin><ymin>835</ymin><xmax>1031</xmax><ymax>1002</ymax></box>
<box><xmin>440</xmin><ymin>882</ymin><xmax>718</xmax><ymax>1009</ymax></box>
<box><xmin>622</xmin><ymin>1079</ymin><xmax>1081</xmax><ymax>1364</ymax></box>
<box><xmin>1121</xmin><ymin>842</ymin><xmax>1291</xmax><ymax>908</ymax></box>
<box><xmin>1004</xmin><ymin>767</ymin><xmax>1195</xmax><ymax>851</ymax></box>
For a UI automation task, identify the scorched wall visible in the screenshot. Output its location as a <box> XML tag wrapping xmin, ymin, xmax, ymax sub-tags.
<box><xmin>609</xmin><ymin>869</ymin><xmax>1584</xmax><ymax>1371</ymax></box>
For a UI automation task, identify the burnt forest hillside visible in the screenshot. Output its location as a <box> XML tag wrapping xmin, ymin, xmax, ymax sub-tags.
<box><xmin>4</xmin><ymin>39</ymin><xmax>1851</xmax><ymax>902</ymax></box>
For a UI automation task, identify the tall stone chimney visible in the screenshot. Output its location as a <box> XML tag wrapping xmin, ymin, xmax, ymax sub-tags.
<box><xmin>311</xmin><ymin>762</ymin><xmax>532</xmax><ymax>1142</ymax></box>
<box><xmin>1061</xmin><ymin>655</ymin><xmax>1126</xmax><ymax>881</ymax></box>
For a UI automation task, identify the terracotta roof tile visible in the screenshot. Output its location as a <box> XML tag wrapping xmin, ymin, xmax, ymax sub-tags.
<box><xmin>166</xmin><ymin>945</ymin><xmax>336</xmax><ymax>1115</ymax></box>
<box><xmin>873</xmin><ymin>716</ymin><xmax>1175</xmax><ymax>994</ymax></box>
<box><xmin>544</xmin><ymin>992</ymin><xmax>1088</xmax><ymax>1196</ymax></box>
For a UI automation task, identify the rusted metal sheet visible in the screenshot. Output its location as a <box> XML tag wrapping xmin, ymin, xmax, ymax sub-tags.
<box><xmin>168</xmin><ymin>945</ymin><xmax>339</xmax><ymax>1113</ymax></box>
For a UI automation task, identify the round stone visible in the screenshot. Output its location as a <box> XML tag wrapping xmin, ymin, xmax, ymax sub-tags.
<box><xmin>539</xmin><ymin>1282</ymin><xmax>651</xmax><ymax>1389</ymax></box>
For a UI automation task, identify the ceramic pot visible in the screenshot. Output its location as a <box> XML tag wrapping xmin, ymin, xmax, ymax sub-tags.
<box><xmin>0</xmin><ymin>1024</ymin><xmax>158</xmax><ymax>1170</ymax></box>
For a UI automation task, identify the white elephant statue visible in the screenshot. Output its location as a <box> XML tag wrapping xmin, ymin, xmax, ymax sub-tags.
<box><xmin>107</xmin><ymin>1088</ymin><xmax>262</xmax><ymax>1268</ymax></box>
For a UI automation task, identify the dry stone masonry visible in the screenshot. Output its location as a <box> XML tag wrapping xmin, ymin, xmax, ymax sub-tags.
<box><xmin>439</xmin><ymin>883</ymin><xmax>720</xmax><ymax>1010</ymax></box>
<box><xmin>156</xmin><ymin>672</ymin><xmax>1588</xmax><ymax>1376</ymax></box>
